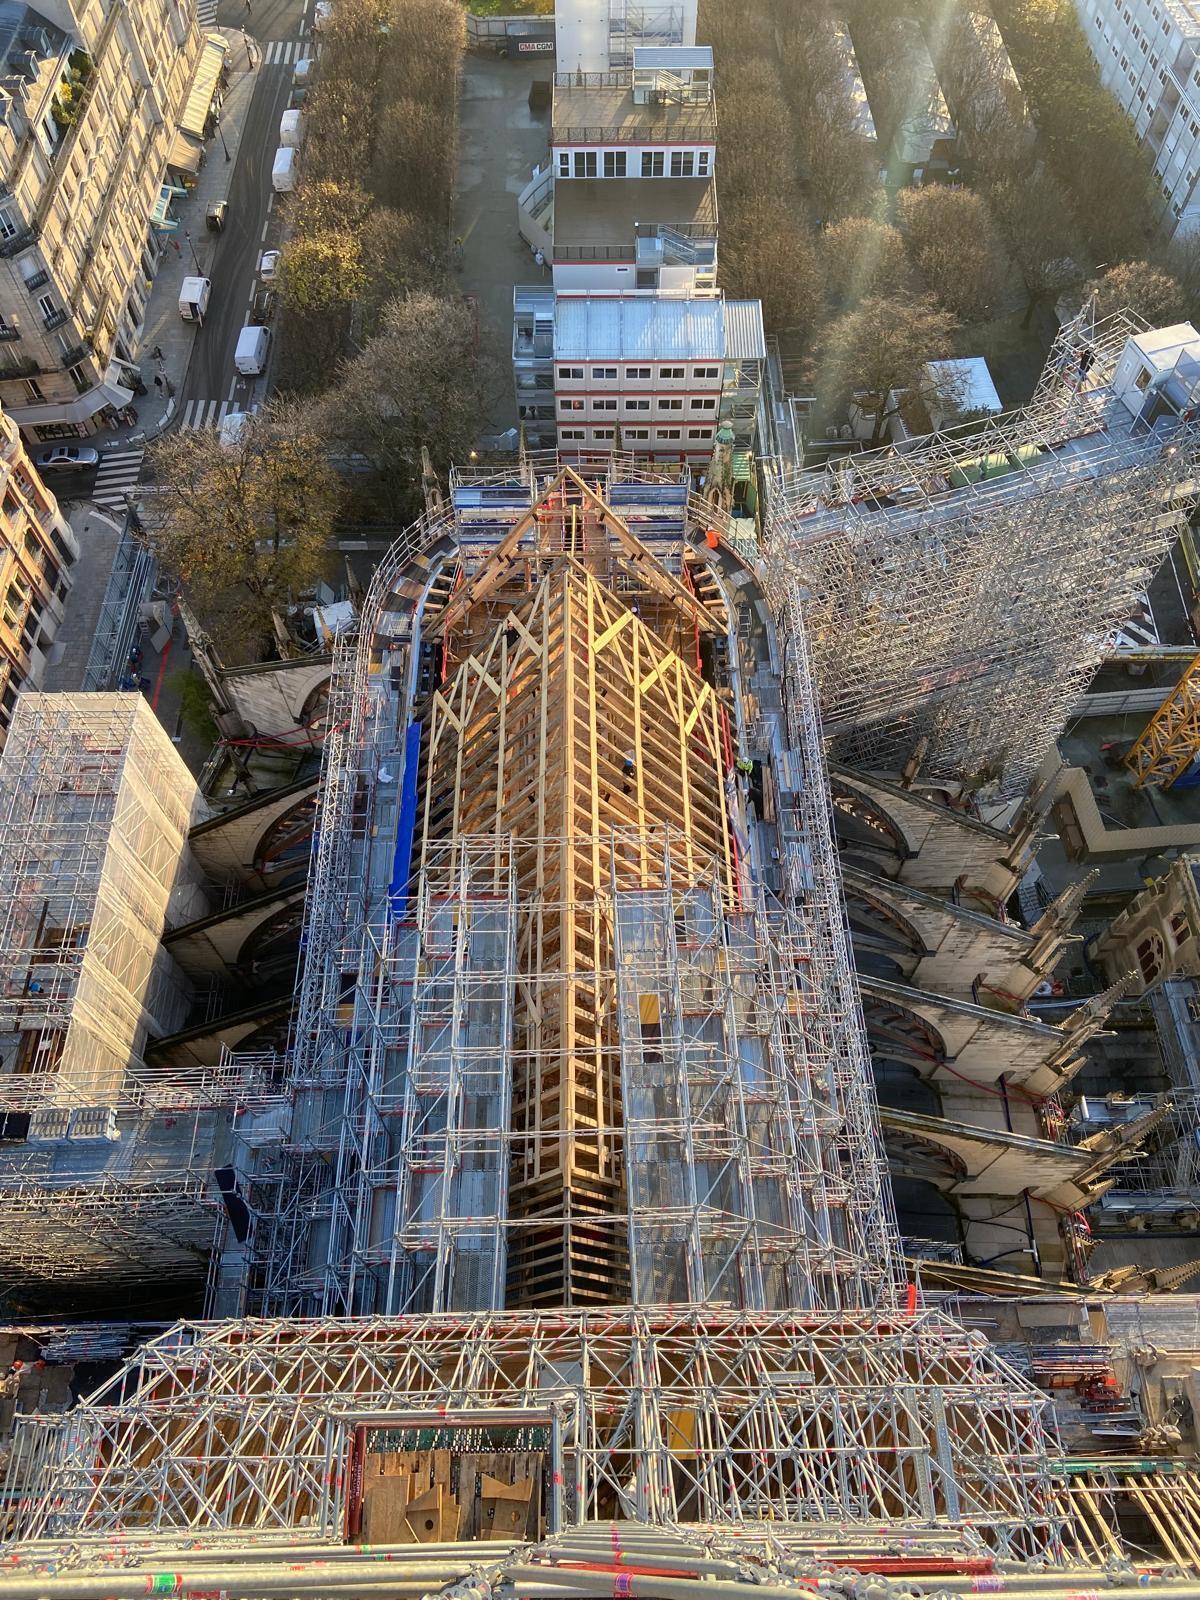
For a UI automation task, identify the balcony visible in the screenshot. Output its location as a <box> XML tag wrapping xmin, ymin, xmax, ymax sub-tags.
<box><xmin>0</xmin><ymin>227</ymin><xmax>38</xmax><ymax>261</ymax></box>
<box><xmin>0</xmin><ymin>326</ymin><xmax>20</xmax><ymax>343</ymax></box>
<box><xmin>60</xmin><ymin>342</ymin><xmax>90</xmax><ymax>369</ymax></box>
<box><xmin>42</xmin><ymin>308</ymin><xmax>69</xmax><ymax>332</ymax></box>
<box><xmin>23</xmin><ymin>270</ymin><xmax>49</xmax><ymax>292</ymax></box>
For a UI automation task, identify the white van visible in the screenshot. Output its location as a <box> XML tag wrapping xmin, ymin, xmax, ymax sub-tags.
<box><xmin>293</xmin><ymin>57</ymin><xmax>314</xmax><ymax>85</ymax></box>
<box><xmin>271</xmin><ymin>145</ymin><xmax>297</xmax><ymax>193</ymax></box>
<box><xmin>279</xmin><ymin>108</ymin><xmax>303</xmax><ymax>148</ymax></box>
<box><xmin>178</xmin><ymin>275</ymin><xmax>210</xmax><ymax>322</ymax></box>
<box><xmin>234</xmin><ymin>325</ymin><xmax>271</xmax><ymax>376</ymax></box>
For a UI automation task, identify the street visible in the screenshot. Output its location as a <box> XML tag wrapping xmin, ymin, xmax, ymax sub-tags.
<box><xmin>175</xmin><ymin>0</ymin><xmax>309</xmax><ymax>428</ymax></box>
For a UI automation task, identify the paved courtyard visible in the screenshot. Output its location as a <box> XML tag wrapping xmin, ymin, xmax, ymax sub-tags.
<box><xmin>453</xmin><ymin>49</ymin><xmax>552</xmax><ymax>438</ymax></box>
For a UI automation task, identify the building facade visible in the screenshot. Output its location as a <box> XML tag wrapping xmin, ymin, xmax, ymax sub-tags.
<box><xmin>515</xmin><ymin>45</ymin><xmax>765</xmax><ymax>462</ymax></box>
<box><xmin>1074</xmin><ymin>0</ymin><xmax>1200</xmax><ymax>235</ymax></box>
<box><xmin>0</xmin><ymin>399</ymin><xmax>76</xmax><ymax>735</ymax></box>
<box><xmin>0</xmin><ymin>0</ymin><xmax>202</xmax><ymax>441</ymax></box>
<box><xmin>513</xmin><ymin>291</ymin><xmax>764</xmax><ymax>462</ymax></box>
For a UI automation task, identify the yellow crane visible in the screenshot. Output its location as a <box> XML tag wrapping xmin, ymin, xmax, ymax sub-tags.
<box><xmin>1126</xmin><ymin>651</ymin><xmax>1200</xmax><ymax>787</ymax></box>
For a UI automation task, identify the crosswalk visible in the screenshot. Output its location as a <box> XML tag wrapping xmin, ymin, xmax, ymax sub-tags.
<box><xmin>179</xmin><ymin>398</ymin><xmax>237</xmax><ymax>430</ymax></box>
<box><xmin>263</xmin><ymin>38</ymin><xmax>306</xmax><ymax>63</ymax></box>
<box><xmin>91</xmin><ymin>447</ymin><xmax>144</xmax><ymax>511</ymax></box>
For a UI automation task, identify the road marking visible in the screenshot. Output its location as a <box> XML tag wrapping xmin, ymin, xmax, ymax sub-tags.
<box><xmin>180</xmin><ymin>399</ymin><xmax>235</xmax><ymax>430</ymax></box>
<box><xmin>227</xmin><ymin>376</ymin><xmax>239</xmax><ymax>403</ymax></box>
<box><xmin>264</xmin><ymin>39</ymin><xmax>303</xmax><ymax>63</ymax></box>
<box><xmin>91</xmin><ymin>446</ymin><xmax>145</xmax><ymax>508</ymax></box>
<box><xmin>260</xmin><ymin>219</ymin><xmax>270</xmax><ymax>244</ymax></box>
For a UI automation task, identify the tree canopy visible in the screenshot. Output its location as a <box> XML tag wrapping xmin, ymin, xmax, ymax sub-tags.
<box><xmin>814</xmin><ymin>292</ymin><xmax>960</xmax><ymax>443</ymax></box>
<box><xmin>897</xmin><ymin>185</ymin><xmax>1001</xmax><ymax>322</ymax></box>
<box><xmin>319</xmin><ymin>291</ymin><xmax>488</xmax><ymax>520</ymax></box>
<box><xmin>1085</xmin><ymin>261</ymin><xmax>1187</xmax><ymax>327</ymax></box>
<box><xmin>148</xmin><ymin>403</ymin><xmax>342</xmax><ymax>660</ymax></box>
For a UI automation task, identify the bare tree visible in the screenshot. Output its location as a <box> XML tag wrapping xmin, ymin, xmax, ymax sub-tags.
<box><xmin>359</xmin><ymin>208</ymin><xmax>448</xmax><ymax>329</ymax></box>
<box><xmin>991</xmin><ymin>0</ymin><xmax>1157</xmax><ymax>261</ymax></box>
<box><xmin>814</xmin><ymin>292</ymin><xmax>960</xmax><ymax>444</ymax></box>
<box><xmin>928</xmin><ymin>0</ymin><xmax>1033</xmax><ymax>165</ymax></box>
<box><xmin>147</xmin><ymin>403</ymin><xmax>342</xmax><ymax>661</ymax></box>
<box><xmin>319</xmin><ymin>293</ymin><xmax>490</xmax><ymax>520</ymax></box>
<box><xmin>717</xmin><ymin>58</ymin><xmax>798</xmax><ymax>206</ymax></box>
<box><xmin>1084</xmin><ymin>260</ymin><xmax>1187</xmax><ymax>327</ymax></box>
<box><xmin>845</xmin><ymin>11</ymin><xmax>924</xmax><ymax>156</ymax></box>
<box><xmin>987</xmin><ymin>168</ymin><xmax>1082</xmax><ymax>328</ymax></box>
<box><xmin>820</xmin><ymin>216</ymin><xmax>909</xmax><ymax>309</ymax></box>
<box><xmin>777</xmin><ymin>13</ymin><xmax>878</xmax><ymax>223</ymax></box>
<box><xmin>897</xmin><ymin>185</ymin><xmax>1001</xmax><ymax>322</ymax></box>
<box><xmin>373</xmin><ymin>97</ymin><xmax>456</xmax><ymax>220</ymax></box>
<box><xmin>722</xmin><ymin>200</ymin><xmax>822</xmax><ymax>335</ymax></box>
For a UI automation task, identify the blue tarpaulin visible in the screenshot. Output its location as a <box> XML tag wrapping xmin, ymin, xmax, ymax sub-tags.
<box><xmin>388</xmin><ymin>721</ymin><xmax>423</xmax><ymax>920</ymax></box>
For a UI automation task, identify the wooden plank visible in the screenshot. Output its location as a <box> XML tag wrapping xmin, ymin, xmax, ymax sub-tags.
<box><xmin>479</xmin><ymin>1472</ymin><xmax>534</xmax><ymax>1540</ymax></box>
<box><xmin>403</xmin><ymin>1482</ymin><xmax>456</xmax><ymax>1543</ymax></box>
<box><xmin>361</xmin><ymin>1476</ymin><xmax>411</xmax><ymax>1544</ymax></box>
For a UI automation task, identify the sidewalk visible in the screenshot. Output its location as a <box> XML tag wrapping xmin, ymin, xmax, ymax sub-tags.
<box><xmin>96</xmin><ymin>28</ymin><xmax>261</xmax><ymax>454</ymax></box>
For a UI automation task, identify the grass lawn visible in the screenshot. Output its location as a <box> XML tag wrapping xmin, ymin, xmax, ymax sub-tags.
<box><xmin>464</xmin><ymin>0</ymin><xmax>553</xmax><ymax>14</ymax></box>
<box><xmin>955</xmin><ymin>306</ymin><xmax>1058</xmax><ymax>409</ymax></box>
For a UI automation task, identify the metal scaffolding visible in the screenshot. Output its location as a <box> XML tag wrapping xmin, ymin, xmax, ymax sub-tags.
<box><xmin>236</xmin><ymin>465</ymin><xmax>898</xmax><ymax>1320</ymax></box>
<box><xmin>3</xmin><ymin>1307</ymin><xmax>1061</xmax><ymax>1556</ymax></box>
<box><xmin>765</xmin><ymin>309</ymin><xmax>1200</xmax><ymax>795</ymax></box>
<box><xmin>0</xmin><ymin>695</ymin><xmax>266</xmax><ymax>1297</ymax></box>
<box><xmin>0</xmin><ymin>459</ymin><xmax>1111</xmax><ymax>1562</ymax></box>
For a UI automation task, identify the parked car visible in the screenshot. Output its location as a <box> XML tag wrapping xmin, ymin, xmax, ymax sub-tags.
<box><xmin>35</xmin><ymin>444</ymin><xmax>99</xmax><ymax>472</ymax></box>
<box><xmin>205</xmin><ymin>201</ymin><xmax>227</xmax><ymax>233</ymax></box>
<box><xmin>259</xmin><ymin>249</ymin><xmax>280</xmax><ymax>283</ymax></box>
<box><xmin>250</xmin><ymin>287</ymin><xmax>276</xmax><ymax>326</ymax></box>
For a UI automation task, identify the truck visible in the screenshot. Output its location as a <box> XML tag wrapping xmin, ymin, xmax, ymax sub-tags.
<box><xmin>271</xmin><ymin>146</ymin><xmax>297</xmax><ymax>193</ymax></box>
<box><xmin>234</xmin><ymin>324</ymin><xmax>271</xmax><ymax>376</ymax></box>
<box><xmin>178</xmin><ymin>275</ymin><xmax>211</xmax><ymax>322</ymax></box>
<box><xmin>219</xmin><ymin>410</ymin><xmax>252</xmax><ymax>448</ymax></box>
<box><xmin>278</xmin><ymin>108</ymin><xmax>303</xmax><ymax>148</ymax></box>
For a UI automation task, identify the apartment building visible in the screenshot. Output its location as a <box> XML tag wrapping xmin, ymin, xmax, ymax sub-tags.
<box><xmin>515</xmin><ymin>44</ymin><xmax>764</xmax><ymax>460</ymax></box>
<box><xmin>0</xmin><ymin>399</ymin><xmax>76</xmax><ymax>737</ymax></box>
<box><xmin>556</xmin><ymin>0</ymin><xmax>697</xmax><ymax>74</ymax></box>
<box><xmin>0</xmin><ymin>0</ymin><xmax>202</xmax><ymax>441</ymax></box>
<box><xmin>1074</xmin><ymin>0</ymin><xmax>1200</xmax><ymax>234</ymax></box>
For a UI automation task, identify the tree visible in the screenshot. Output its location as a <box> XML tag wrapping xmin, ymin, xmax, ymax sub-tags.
<box><xmin>991</xmin><ymin>0</ymin><xmax>1158</xmax><ymax>260</ymax></box>
<box><xmin>820</xmin><ymin>216</ymin><xmax>909</xmax><ymax>308</ymax></box>
<box><xmin>721</xmin><ymin>201</ymin><xmax>822</xmax><ymax>335</ymax></box>
<box><xmin>987</xmin><ymin>168</ymin><xmax>1081</xmax><ymax>327</ymax></box>
<box><xmin>1084</xmin><ymin>260</ymin><xmax>1186</xmax><ymax>327</ymax></box>
<box><xmin>897</xmin><ymin>185</ymin><xmax>1001</xmax><ymax>322</ymax></box>
<box><xmin>278</xmin><ymin>231</ymin><xmax>367</xmax><ymax>317</ymax></box>
<box><xmin>776</xmin><ymin>13</ymin><xmax>878</xmax><ymax>222</ymax></box>
<box><xmin>716</xmin><ymin>59</ymin><xmax>797</xmax><ymax>205</ymax></box>
<box><xmin>147</xmin><ymin>403</ymin><xmax>342</xmax><ymax>660</ymax></box>
<box><xmin>289</xmin><ymin>179</ymin><xmax>371</xmax><ymax>237</ymax></box>
<box><xmin>927</xmin><ymin>0</ymin><xmax>1033</xmax><ymax>164</ymax></box>
<box><xmin>845</xmin><ymin>12</ymin><xmax>924</xmax><ymax>154</ymax></box>
<box><xmin>373</xmin><ymin>96</ymin><xmax>456</xmax><ymax>220</ymax></box>
<box><xmin>319</xmin><ymin>292</ymin><xmax>489</xmax><ymax>520</ymax></box>
<box><xmin>814</xmin><ymin>292</ymin><xmax>960</xmax><ymax>444</ymax></box>
<box><xmin>359</xmin><ymin>207</ymin><xmax>448</xmax><ymax>329</ymax></box>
